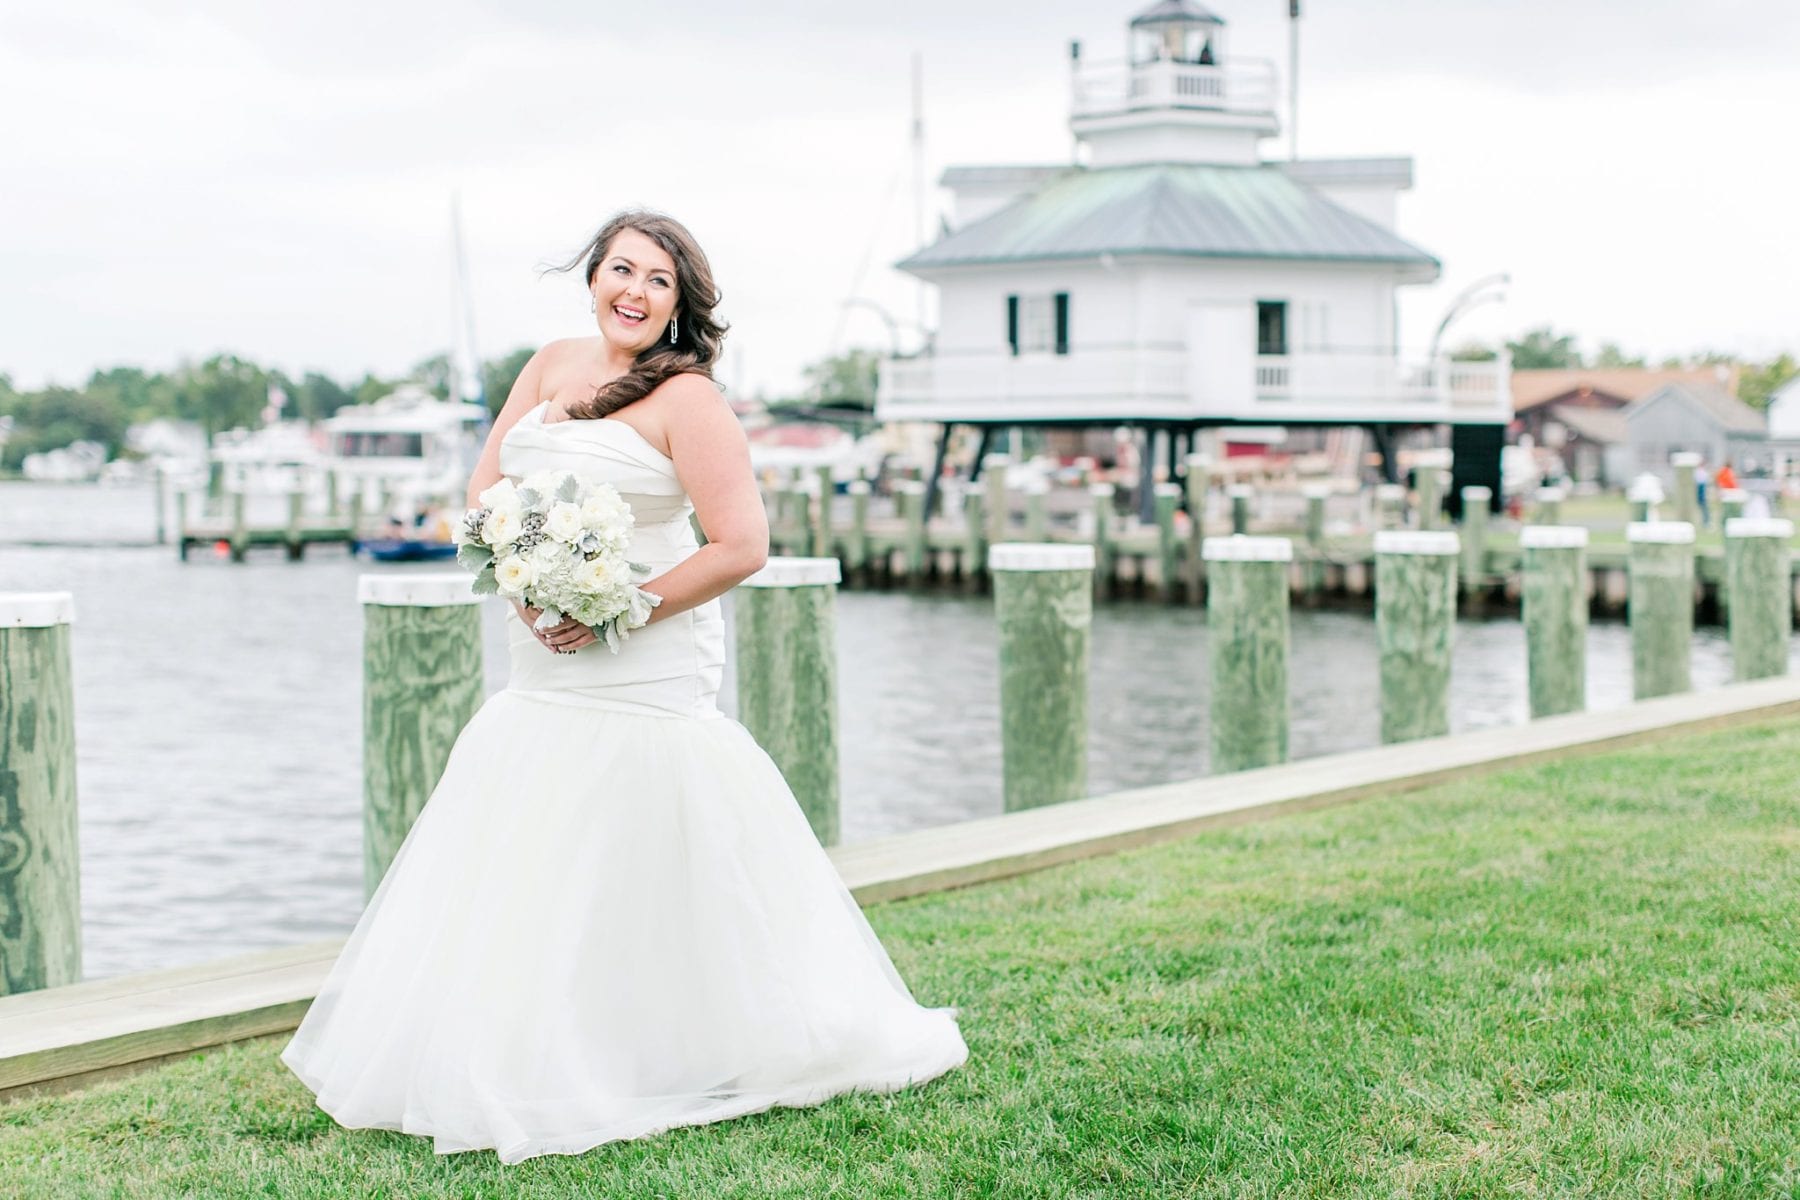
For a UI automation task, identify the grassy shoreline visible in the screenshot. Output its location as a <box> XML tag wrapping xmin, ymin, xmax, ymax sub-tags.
<box><xmin>5</xmin><ymin>719</ymin><xmax>1799</xmax><ymax>1198</ymax></box>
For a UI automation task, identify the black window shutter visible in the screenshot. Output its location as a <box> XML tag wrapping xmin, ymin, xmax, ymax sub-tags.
<box><xmin>1053</xmin><ymin>292</ymin><xmax>1070</xmax><ymax>355</ymax></box>
<box><xmin>1006</xmin><ymin>295</ymin><xmax>1020</xmax><ymax>356</ymax></box>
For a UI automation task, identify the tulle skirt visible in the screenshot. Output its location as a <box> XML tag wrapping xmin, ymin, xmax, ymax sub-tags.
<box><xmin>280</xmin><ymin>690</ymin><xmax>968</xmax><ymax>1164</ymax></box>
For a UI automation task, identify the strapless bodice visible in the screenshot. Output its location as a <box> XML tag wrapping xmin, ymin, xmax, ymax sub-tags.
<box><xmin>496</xmin><ymin>402</ymin><xmax>723</xmax><ymax>719</ymax></box>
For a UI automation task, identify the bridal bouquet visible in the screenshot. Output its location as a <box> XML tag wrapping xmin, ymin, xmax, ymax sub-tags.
<box><xmin>455</xmin><ymin>471</ymin><xmax>662</xmax><ymax>653</ymax></box>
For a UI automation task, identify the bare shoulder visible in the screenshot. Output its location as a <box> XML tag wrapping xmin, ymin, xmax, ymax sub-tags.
<box><xmin>645</xmin><ymin>372</ymin><xmax>733</xmax><ymax>429</ymax></box>
<box><xmin>647</xmin><ymin>370</ymin><xmax>728</xmax><ymax>409</ymax></box>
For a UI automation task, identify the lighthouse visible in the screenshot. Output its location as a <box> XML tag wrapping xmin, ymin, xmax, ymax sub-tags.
<box><xmin>878</xmin><ymin>0</ymin><xmax>1510</xmax><ymax>505</ymax></box>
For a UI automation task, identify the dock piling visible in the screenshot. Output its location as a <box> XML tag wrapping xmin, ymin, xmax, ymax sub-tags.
<box><xmin>991</xmin><ymin>544</ymin><xmax>1093</xmax><ymax>812</ymax></box>
<box><xmin>0</xmin><ymin>592</ymin><xmax>81</xmax><ymax>996</ymax></box>
<box><xmin>1300</xmin><ymin>483</ymin><xmax>1329</xmax><ymax>603</ymax></box>
<box><xmin>1458</xmin><ymin>485</ymin><xmax>1491</xmax><ymax>598</ymax></box>
<box><xmin>1670</xmin><ymin>453</ymin><xmax>1701</xmax><ymax>527</ymax></box>
<box><xmin>1227</xmin><ymin>485</ymin><xmax>1252</xmax><ymax>536</ymax></box>
<box><xmin>358</xmin><ymin>575</ymin><xmax>484</xmax><ymax>897</ymax></box>
<box><xmin>736</xmin><ymin>558</ymin><xmax>843</xmax><ymax>845</ymax></box>
<box><xmin>1183</xmin><ymin>453</ymin><xmax>1211</xmax><ymax>602</ymax></box>
<box><xmin>983</xmin><ymin>454</ymin><xmax>1012</xmax><ymax>546</ymax></box>
<box><xmin>1375</xmin><ymin>531</ymin><xmax>1460</xmax><ymax>743</ymax></box>
<box><xmin>1627</xmin><ymin>521</ymin><xmax>1695</xmax><ymax>700</ymax></box>
<box><xmin>1204</xmin><ymin>536</ymin><xmax>1292</xmax><ymax>773</ymax></box>
<box><xmin>1725</xmin><ymin>518</ymin><xmax>1793</xmax><ymax>682</ymax></box>
<box><xmin>1154</xmin><ymin>482</ymin><xmax>1183</xmax><ymax>601</ymax></box>
<box><xmin>845</xmin><ymin>480</ymin><xmax>870</xmax><ymax>575</ymax></box>
<box><xmin>1521</xmin><ymin>526</ymin><xmax>1589</xmax><ymax>718</ymax></box>
<box><xmin>1088</xmin><ymin>484</ymin><xmax>1116</xmax><ymax>600</ymax></box>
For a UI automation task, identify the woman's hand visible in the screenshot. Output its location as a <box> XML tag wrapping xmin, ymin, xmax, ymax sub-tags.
<box><xmin>512</xmin><ymin>600</ymin><xmax>597</xmax><ymax>654</ymax></box>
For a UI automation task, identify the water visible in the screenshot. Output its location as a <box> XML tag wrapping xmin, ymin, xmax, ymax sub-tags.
<box><xmin>0</xmin><ymin>481</ymin><xmax>1769</xmax><ymax>981</ymax></box>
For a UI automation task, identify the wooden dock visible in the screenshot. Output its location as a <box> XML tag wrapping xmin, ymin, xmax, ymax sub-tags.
<box><xmin>760</xmin><ymin>485</ymin><xmax>1800</xmax><ymax>623</ymax></box>
<box><xmin>175</xmin><ymin>491</ymin><xmax>360</xmax><ymax>562</ymax></box>
<box><xmin>7</xmin><ymin>674</ymin><xmax>1800</xmax><ymax>1102</ymax></box>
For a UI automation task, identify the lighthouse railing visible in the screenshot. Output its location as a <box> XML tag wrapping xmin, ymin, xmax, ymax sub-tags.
<box><xmin>1071</xmin><ymin>57</ymin><xmax>1278</xmax><ymax>119</ymax></box>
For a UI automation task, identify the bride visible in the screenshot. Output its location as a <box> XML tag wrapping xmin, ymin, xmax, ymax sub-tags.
<box><xmin>280</xmin><ymin>210</ymin><xmax>969</xmax><ymax>1163</ymax></box>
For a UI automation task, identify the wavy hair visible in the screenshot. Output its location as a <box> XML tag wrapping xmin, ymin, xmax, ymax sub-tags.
<box><xmin>548</xmin><ymin>209</ymin><xmax>727</xmax><ymax>418</ymax></box>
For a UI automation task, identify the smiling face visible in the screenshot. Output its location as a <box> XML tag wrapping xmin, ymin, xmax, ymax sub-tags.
<box><xmin>589</xmin><ymin>228</ymin><xmax>680</xmax><ymax>354</ymax></box>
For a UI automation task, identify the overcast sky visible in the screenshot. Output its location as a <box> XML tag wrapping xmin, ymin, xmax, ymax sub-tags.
<box><xmin>4</xmin><ymin>0</ymin><xmax>1797</xmax><ymax>398</ymax></box>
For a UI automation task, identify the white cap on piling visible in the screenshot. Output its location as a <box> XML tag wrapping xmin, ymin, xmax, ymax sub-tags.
<box><xmin>1719</xmin><ymin>488</ymin><xmax>1748</xmax><ymax>503</ymax></box>
<box><xmin>1374</xmin><ymin>530</ymin><xmax>1460</xmax><ymax>555</ymax></box>
<box><xmin>1460</xmin><ymin>484</ymin><xmax>1492</xmax><ymax>500</ymax></box>
<box><xmin>358</xmin><ymin>574</ymin><xmax>482</xmax><ymax>606</ymax></box>
<box><xmin>989</xmin><ymin>543</ymin><xmax>1096</xmax><ymax>572</ymax></box>
<box><xmin>1300</xmin><ymin>482</ymin><xmax>1333</xmax><ymax>499</ymax></box>
<box><xmin>1670</xmin><ymin>451</ymin><xmax>1703</xmax><ymax>468</ymax></box>
<box><xmin>847</xmin><ymin>479</ymin><xmax>871</xmax><ymax>495</ymax></box>
<box><xmin>740</xmin><ymin>557</ymin><xmax>842</xmax><ymax>587</ymax></box>
<box><xmin>0</xmin><ymin>591</ymin><xmax>75</xmax><ymax>627</ymax></box>
<box><xmin>1520</xmin><ymin>525</ymin><xmax>1589</xmax><ymax>549</ymax></box>
<box><xmin>1088</xmin><ymin>482</ymin><xmax>1116</xmax><ymax>497</ymax></box>
<box><xmin>1225</xmin><ymin>483</ymin><xmax>1254</xmax><ymax>498</ymax></box>
<box><xmin>1626</xmin><ymin>521</ymin><xmax>1696</xmax><ymax>544</ymax></box>
<box><xmin>896</xmin><ymin>479</ymin><xmax>927</xmax><ymax>495</ymax></box>
<box><xmin>1414</xmin><ymin>448</ymin><xmax>1454</xmax><ymax>468</ymax></box>
<box><xmin>1202</xmin><ymin>535</ymin><xmax>1293</xmax><ymax>562</ymax></box>
<box><xmin>1725</xmin><ymin>517</ymin><xmax>1795</xmax><ymax>540</ymax></box>
<box><xmin>1153</xmin><ymin>481</ymin><xmax>1184</xmax><ymax>498</ymax></box>
<box><xmin>1535</xmin><ymin>486</ymin><xmax>1566</xmax><ymax>501</ymax></box>
<box><xmin>1375</xmin><ymin>483</ymin><xmax>1407</xmax><ymax>500</ymax></box>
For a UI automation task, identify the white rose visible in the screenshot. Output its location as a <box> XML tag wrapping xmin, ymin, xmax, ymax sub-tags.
<box><xmin>576</xmin><ymin>556</ymin><xmax>615</xmax><ymax>591</ymax></box>
<box><xmin>494</xmin><ymin>554</ymin><xmax>536</xmax><ymax>595</ymax></box>
<box><xmin>581</xmin><ymin>492</ymin><xmax>628</xmax><ymax>527</ymax></box>
<box><xmin>483</xmin><ymin>505</ymin><xmax>522</xmax><ymax>548</ymax></box>
<box><xmin>545</xmin><ymin>501</ymin><xmax>584</xmax><ymax>542</ymax></box>
<box><xmin>478</xmin><ymin>478</ymin><xmax>519</xmax><ymax>509</ymax></box>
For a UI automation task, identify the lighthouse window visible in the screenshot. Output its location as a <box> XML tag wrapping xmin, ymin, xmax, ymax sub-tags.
<box><xmin>1009</xmin><ymin>292</ymin><xmax>1070</xmax><ymax>356</ymax></box>
<box><xmin>1257</xmin><ymin>301</ymin><xmax>1289</xmax><ymax>356</ymax></box>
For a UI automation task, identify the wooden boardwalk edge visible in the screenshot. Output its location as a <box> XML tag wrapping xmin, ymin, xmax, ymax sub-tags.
<box><xmin>6</xmin><ymin>677</ymin><xmax>1800</xmax><ymax>1102</ymax></box>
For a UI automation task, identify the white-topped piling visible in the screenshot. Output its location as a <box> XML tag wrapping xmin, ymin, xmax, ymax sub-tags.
<box><xmin>991</xmin><ymin>544</ymin><xmax>1093</xmax><ymax>812</ymax></box>
<box><xmin>1203</xmin><ymin>536</ymin><xmax>1292</xmax><ymax>773</ymax></box>
<box><xmin>736</xmin><ymin>557</ymin><xmax>843</xmax><ymax>845</ymax></box>
<box><xmin>0</xmin><ymin>593</ymin><xmax>81</xmax><ymax>995</ymax></box>
<box><xmin>359</xmin><ymin>574</ymin><xmax>484</xmax><ymax>896</ymax></box>
<box><xmin>1724</xmin><ymin>517</ymin><xmax>1793</xmax><ymax>682</ymax></box>
<box><xmin>1374</xmin><ymin>530</ymin><xmax>1460</xmax><ymax>743</ymax></box>
<box><xmin>1627</xmin><ymin>521</ymin><xmax>1695</xmax><ymax>700</ymax></box>
<box><xmin>1521</xmin><ymin>525</ymin><xmax>1589</xmax><ymax>718</ymax></box>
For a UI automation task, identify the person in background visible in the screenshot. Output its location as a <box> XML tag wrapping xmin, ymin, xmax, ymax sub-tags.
<box><xmin>1715</xmin><ymin>460</ymin><xmax>1739</xmax><ymax>494</ymax></box>
<box><xmin>1695</xmin><ymin>459</ymin><xmax>1712</xmax><ymax>527</ymax></box>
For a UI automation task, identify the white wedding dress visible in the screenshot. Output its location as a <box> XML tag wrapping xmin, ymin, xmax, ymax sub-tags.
<box><xmin>281</xmin><ymin>401</ymin><xmax>968</xmax><ymax>1163</ymax></box>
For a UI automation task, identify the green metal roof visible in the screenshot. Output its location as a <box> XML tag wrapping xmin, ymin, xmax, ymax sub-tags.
<box><xmin>899</xmin><ymin>162</ymin><xmax>1440</xmax><ymax>275</ymax></box>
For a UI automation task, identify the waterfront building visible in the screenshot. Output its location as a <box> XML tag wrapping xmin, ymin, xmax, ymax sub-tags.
<box><xmin>877</xmin><ymin>0</ymin><xmax>1511</xmax><ymax>510</ymax></box>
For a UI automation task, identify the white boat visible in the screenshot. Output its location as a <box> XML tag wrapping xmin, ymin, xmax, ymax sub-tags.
<box><xmin>210</xmin><ymin>422</ymin><xmax>326</xmax><ymax>495</ymax></box>
<box><xmin>21</xmin><ymin>440</ymin><xmax>108</xmax><ymax>483</ymax></box>
<box><xmin>323</xmin><ymin>384</ymin><xmax>490</xmax><ymax>511</ymax></box>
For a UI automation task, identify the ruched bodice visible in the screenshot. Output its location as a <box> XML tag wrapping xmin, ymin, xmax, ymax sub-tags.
<box><xmin>495</xmin><ymin>401</ymin><xmax>724</xmax><ymax>718</ymax></box>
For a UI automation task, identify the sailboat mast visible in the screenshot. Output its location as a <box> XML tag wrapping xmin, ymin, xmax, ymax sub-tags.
<box><xmin>911</xmin><ymin>51</ymin><xmax>927</xmax><ymax>339</ymax></box>
<box><xmin>450</xmin><ymin>192</ymin><xmax>483</xmax><ymax>407</ymax></box>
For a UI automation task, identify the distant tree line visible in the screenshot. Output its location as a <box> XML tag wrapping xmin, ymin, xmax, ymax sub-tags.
<box><xmin>1453</xmin><ymin>326</ymin><xmax>1798</xmax><ymax>410</ymax></box>
<box><xmin>0</xmin><ymin>349</ymin><xmax>538</xmax><ymax>471</ymax></box>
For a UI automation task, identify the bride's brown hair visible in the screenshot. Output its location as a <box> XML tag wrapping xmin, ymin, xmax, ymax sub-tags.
<box><xmin>549</xmin><ymin>209</ymin><xmax>728</xmax><ymax>419</ymax></box>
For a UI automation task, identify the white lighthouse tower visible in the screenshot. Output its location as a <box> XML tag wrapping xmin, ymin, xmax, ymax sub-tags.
<box><xmin>878</xmin><ymin>0</ymin><xmax>1510</xmax><ymax>501</ymax></box>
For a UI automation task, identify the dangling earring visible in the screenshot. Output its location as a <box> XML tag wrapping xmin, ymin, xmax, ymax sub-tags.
<box><xmin>669</xmin><ymin>315</ymin><xmax>679</xmax><ymax>345</ymax></box>
<box><xmin>589</xmin><ymin>293</ymin><xmax>597</xmax><ymax>313</ymax></box>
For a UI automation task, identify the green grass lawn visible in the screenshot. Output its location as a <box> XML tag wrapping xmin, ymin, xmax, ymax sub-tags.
<box><xmin>5</xmin><ymin>720</ymin><xmax>1800</xmax><ymax>1198</ymax></box>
